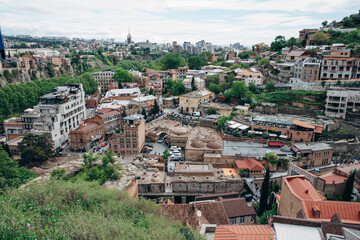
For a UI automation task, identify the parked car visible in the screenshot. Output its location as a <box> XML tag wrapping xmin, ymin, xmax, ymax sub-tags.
<box><xmin>170</xmin><ymin>146</ymin><xmax>179</xmax><ymax>152</ymax></box>
<box><xmin>98</xmin><ymin>149</ymin><xmax>104</xmax><ymax>154</ymax></box>
<box><xmin>158</xmin><ymin>137</ymin><xmax>165</xmax><ymax>143</ymax></box>
<box><xmin>192</xmin><ymin>112</ymin><xmax>200</xmax><ymax>116</ymax></box>
<box><xmin>101</xmin><ymin>143</ymin><xmax>108</xmax><ymax>147</ymax></box>
<box><xmin>146</xmin><ymin>143</ymin><xmax>154</xmax><ymax>148</ymax></box>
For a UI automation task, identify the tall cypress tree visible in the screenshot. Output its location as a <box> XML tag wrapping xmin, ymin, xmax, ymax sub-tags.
<box><xmin>259</xmin><ymin>167</ymin><xmax>270</xmax><ymax>216</ymax></box>
<box><xmin>342</xmin><ymin>171</ymin><xmax>356</xmax><ymax>201</ymax></box>
<box><xmin>191</xmin><ymin>76</ymin><xmax>197</xmax><ymax>91</ymax></box>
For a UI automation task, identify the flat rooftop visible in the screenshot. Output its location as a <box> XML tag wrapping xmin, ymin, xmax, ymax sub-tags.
<box><xmin>222</xmin><ymin>141</ymin><xmax>292</xmax><ymax>158</ymax></box>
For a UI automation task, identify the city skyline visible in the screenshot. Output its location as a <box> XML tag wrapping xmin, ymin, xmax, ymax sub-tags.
<box><xmin>0</xmin><ymin>0</ymin><xmax>358</xmax><ymax>45</ymax></box>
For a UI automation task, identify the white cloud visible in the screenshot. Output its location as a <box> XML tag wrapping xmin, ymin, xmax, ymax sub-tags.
<box><xmin>0</xmin><ymin>0</ymin><xmax>357</xmax><ymax>45</ymax></box>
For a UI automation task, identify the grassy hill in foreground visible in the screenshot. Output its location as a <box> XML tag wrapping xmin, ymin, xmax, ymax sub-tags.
<box><xmin>0</xmin><ymin>180</ymin><xmax>200</xmax><ymax>240</ymax></box>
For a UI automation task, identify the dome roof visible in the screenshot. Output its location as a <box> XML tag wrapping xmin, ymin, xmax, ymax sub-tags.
<box><xmin>280</xmin><ymin>145</ymin><xmax>292</xmax><ymax>152</ymax></box>
<box><xmin>200</xmin><ymin>138</ymin><xmax>211</xmax><ymax>143</ymax></box>
<box><xmin>151</xmin><ymin>175</ymin><xmax>160</xmax><ymax>182</ymax></box>
<box><xmin>172</xmin><ymin>127</ymin><xmax>187</xmax><ymax>135</ymax></box>
<box><xmin>190</xmin><ymin>140</ymin><xmax>206</xmax><ymax>148</ymax></box>
<box><xmin>207</xmin><ymin>141</ymin><xmax>222</xmax><ymax>149</ymax></box>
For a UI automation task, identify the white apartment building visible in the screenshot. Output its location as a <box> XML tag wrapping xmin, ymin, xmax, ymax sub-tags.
<box><xmin>21</xmin><ymin>84</ymin><xmax>86</xmax><ymax>149</ymax></box>
<box><xmin>235</xmin><ymin>68</ymin><xmax>264</xmax><ymax>86</ymax></box>
<box><xmin>325</xmin><ymin>90</ymin><xmax>360</xmax><ymax>119</ymax></box>
<box><xmin>91</xmin><ymin>70</ymin><xmax>115</xmax><ymax>91</ymax></box>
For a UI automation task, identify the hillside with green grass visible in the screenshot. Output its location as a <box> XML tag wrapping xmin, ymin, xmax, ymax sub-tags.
<box><xmin>254</xmin><ymin>90</ymin><xmax>326</xmax><ymax>108</ymax></box>
<box><xmin>0</xmin><ymin>180</ymin><xmax>201</xmax><ymax>240</ymax></box>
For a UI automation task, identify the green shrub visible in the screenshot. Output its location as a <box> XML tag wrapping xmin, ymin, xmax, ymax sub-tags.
<box><xmin>0</xmin><ymin>180</ymin><xmax>201</xmax><ymax>240</ymax></box>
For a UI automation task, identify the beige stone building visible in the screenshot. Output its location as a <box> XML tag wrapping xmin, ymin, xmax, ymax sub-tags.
<box><xmin>235</xmin><ymin>68</ymin><xmax>264</xmax><ymax>86</ymax></box>
<box><xmin>179</xmin><ymin>89</ymin><xmax>215</xmax><ymax>114</ymax></box>
<box><xmin>171</xmin><ymin>162</ymin><xmax>244</xmax><ymax>194</ymax></box>
<box><xmin>109</xmin><ymin>114</ymin><xmax>145</xmax><ymax>155</ymax></box>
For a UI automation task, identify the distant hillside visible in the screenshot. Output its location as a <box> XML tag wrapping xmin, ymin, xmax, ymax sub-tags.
<box><xmin>0</xmin><ymin>180</ymin><xmax>201</xmax><ymax>240</ymax></box>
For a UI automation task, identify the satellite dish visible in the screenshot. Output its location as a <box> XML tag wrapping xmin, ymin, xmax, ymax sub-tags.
<box><xmin>197</xmin><ymin>210</ymin><xmax>202</xmax><ymax>217</ymax></box>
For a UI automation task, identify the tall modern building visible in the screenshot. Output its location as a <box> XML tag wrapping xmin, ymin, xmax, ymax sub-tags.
<box><xmin>127</xmin><ymin>27</ymin><xmax>132</xmax><ymax>45</ymax></box>
<box><xmin>0</xmin><ymin>27</ymin><xmax>5</xmax><ymax>61</ymax></box>
<box><xmin>20</xmin><ymin>84</ymin><xmax>86</xmax><ymax>150</ymax></box>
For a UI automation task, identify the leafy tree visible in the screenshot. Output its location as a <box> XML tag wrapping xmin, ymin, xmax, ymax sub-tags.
<box><xmin>322</xmin><ymin>20</ymin><xmax>328</xmax><ymax>27</ymax></box>
<box><xmin>191</xmin><ymin>76</ymin><xmax>198</xmax><ymax>91</ymax></box>
<box><xmin>231</xmin><ymin>81</ymin><xmax>250</xmax><ymax>99</ymax></box>
<box><xmin>18</xmin><ymin>133</ymin><xmax>54</xmax><ymax>165</ymax></box>
<box><xmin>0</xmin><ymin>147</ymin><xmax>36</xmax><ymax>191</ymax></box>
<box><xmin>209</xmin><ymin>83</ymin><xmax>220</xmax><ymax>94</ymax></box>
<box><xmin>149</xmin><ymin>87</ymin><xmax>154</xmax><ymax>95</ymax></box>
<box><xmin>206</xmin><ymin>75</ymin><xmax>220</xmax><ymax>87</ymax></box>
<box><xmin>162</xmin><ymin>149</ymin><xmax>171</xmax><ymax>160</ymax></box>
<box><xmin>258</xmin><ymin>58</ymin><xmax>270</xmax><ymax>66</ymax></box>
<box><xmin>112</xmin><ymin>68</ymin><xmax>133</xmax><ymax>83</ymax></box>
<box><xmin>206</xmin><ymin>107</ymin><xmax>217</xmax><ymax>115</ymax></box>
<box><xmin>248</xmin><ymin>82</ymin><xmax>257</xmax><ymax>93</ymax></box>
<box><xmin>226</xmin><ymin>72</ymin><xmax>236</xmax><ymax>83</ymax></box>
<box><xmin>321</xmin><ymin>80</ymin><xmax>326</xmax><ymax>88</ymax></box>
<box><xmin>265</xmin><ymin>81</ymin><xmax>276</xmax><ymax>92</ymax></box>
<box><xmin>188</xmin><ymin>56</ymin><xmax>205</xmax><ymax>70</ymax></box>
<box><xmin>259</xmin><ymin>167</ymin><xmax>270</xmax><ymax>215</ymax></box>
<box><xmin>270</xmin><ymin>35</ymin><xmax>286</xmax><ymax>52</ymax></box>
<box><xmin>286</xmin><ymin>37</ymin><xmax>297</xmax><ymax>47</ymax></box>
<box><xmin>151</xmin><ymin>99</ymin><xmax>160</xmax><ymax>115</ymax></box>
<box><xmin>141</xmin><ymin>108</ymin><xmax>148</xmax><ymax>119</ymax></box>
<box><xmin>170</xmin><ymin>81</ymin><xmax>186</xmax><ymax>96</ymax></box>
<box><xmin>310</xmin><ymin>32</ymin><xmax>329</xmax><ymax>45</ymax></box>
<box><xmin>159</xmin><ymin>53</ymin><xmax>186</xmax><ymax>70</ymax></box>
<box><xmin>342</xmin><ymin>171</ymin><xmax>356</xmax><ymax>201</ymax></box>
<box><xmin>219</xmin><ymin>82</ymin><xmax>230</xmax><ymax>93</ymax></box>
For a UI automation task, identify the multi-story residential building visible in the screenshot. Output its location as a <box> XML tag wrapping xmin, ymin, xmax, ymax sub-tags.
<box><xmin>129</xmin><ymin>95</ymin><xmax>157</xmax><ymax>112</ymax></box>
<box><xmin>322</xmin><ymin>44</ymin><xmax>351</xmax><ymax>58</ymax></box>
<box><xmin>293</xmin><ymin>57</ymin><xmax>321</xmax><ymax>82</ymax></box>
<box><xmin>292</xmin><ymin>142</ymin><xmax>333</xmax><ymax>168</ymax></box>
<box><xmin>109</xmin><ymin>114</ymin><xmax>145</xmax><ymax>155</ymax></box>
<box><xmin>91</xmin><ymin>70</ymin><xmax>115</xmax><ymax>91</ymax></box>
<box><xmin>69</xmin><ymin>117</ymin><xmax>105</xmax><ymax>151</ymax></box>
<box><xmin>285</xmin><ymin>50</ymin><xmax>310</xmax><ymax>62</ymax></box>
<box><xmin>276</xmin><ymin>63</ymin><xmax>295</xmax><ymax>82</ymax></box>
<box><xmin>3</xmin><ymin>117</ymin><xmax>25</xmax><ymax>141</ymax></box>
<box><xmin>179</xmin><ymin>89</ymin><xmax>215</xmax><ymax>114</ymax></box>
<box><xmin>325</xmin><ymin>90</ymin><xmax>360</xmax><ymax>119</ymax></box>
<box><xmin>235</xmin><ymin>68</ymin><xmax>264</xmax><ymax>86</ymax></box>
<box><xmin>279</xmin><ymin>175</ymin><xmax>360</xmax><ymax>225</ymax></box>
<box><xmin>20</xmin><ymin>84</ymin><xmax>86</xmax><ymax>150</ymax></box>
<box><xmin>143</xmin><ymin>73</ymin><xmax>162</xmax><ymax>96</ymax></box>
<box><xmin>182</xmin><ymin>76</ymin><xmax>205</xmax><ymax>90</ymax></box>
<box><xmin>320</xmin><ymin>57</ymin><xmax>360</xmax><ymax>80</ymax></box>
<box><xmin>98</xmin><ymin>110</ymin><xmax>122</xmax><ymax>133</ymax></box>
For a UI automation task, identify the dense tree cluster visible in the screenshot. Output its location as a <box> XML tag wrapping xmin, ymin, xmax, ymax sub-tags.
<box><xmin>112</xmin><ymin>68</ymin><xmax>133</xmax><ymax>83</ymax></box>
<box><xmin>0</xmin><ymin>73</ymin><xmax>98</xmax><ymax>124</ymax></box>
<box><xmin>18</xmin><ymin>133</ymin><xmax>55</xmax><ymax>165</ymax></box>
<box><xmin>0</xmin><ymin>146</ymin><xmax>36</xmax><ymax>191</ymax></box>
<box><xmin>159</xmin><ymin>53</ymin><xmax>187</xmax><ymax>70</ymax></box>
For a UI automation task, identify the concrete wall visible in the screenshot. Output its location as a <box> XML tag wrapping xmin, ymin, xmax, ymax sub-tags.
<box><xmin>278</xmin><ymin>179</ymin><xmax>303</xmax><ymax>218</ymax></box>
<box><xmin>330</xmin><ymin>139</ymin><xmax>360</xmax><ymax>153</ymax></box>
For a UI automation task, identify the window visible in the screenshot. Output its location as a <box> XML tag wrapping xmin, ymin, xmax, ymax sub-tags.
<box><xmin>230</xmin><ymin>218</ymin><xmax>237</xmax><ymax>224</ymax></box>
<box><xmin>239</xmin><ymin>216</ymin><xmax>245</xmax><ymax>223</ymax></box>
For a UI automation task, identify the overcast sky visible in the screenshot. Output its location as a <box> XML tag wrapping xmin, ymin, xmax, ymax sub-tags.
<box><xmin>0</xmin><ymin>0</ymin><xmax>358</xmax><ymax>46</ymax></box>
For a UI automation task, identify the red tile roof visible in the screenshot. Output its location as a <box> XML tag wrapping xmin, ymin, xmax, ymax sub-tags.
<box><xmin>283</xmin><ymin>176</ymin><xmax>323</xmax><ymax>201</ymax></box>
<box><xmin>72</xmin><ymin>122</ymin><xmax>101</xmax><ymax>132</ymax></box>
<box><xmin>235</xmin><ymin>159</ymin><xmax>265</xmax><ymax>171</ymax></box>
<box><xmin>161</xmin><ymin>201</ymin><xmax>230</xmax><ymax>226</ymax></box>
<box><xmin>302</xmin><ymin>200</ymin><xmax>360</xmax><ymax>224</ymax></box>
<box><xmin>214</xmin><ymin>225</ymin><xmax>275</xmax><ymax>240</ymax></box>
<box><xmin>99</xmin><ymin>110</ymin><xmax>120</xmax><ymax>119</ymax></box>
<box><xmin>95</xmin><ymin>108</ymin><xmax>113</xmax><ymax>114</ymax></box>
<box><xmin>221</xmin><ymin>198</ymin><xmax>255</xmax><ymax>218</ymax></box>
<box><xmin>319</xmin><ymin>173</ymin><xmax>347</xmax><ymax>184</ymax></box>
<box><xmin>292</xmin><ymin>119</ymin><xmax>315</xmax><ymax>129</ymax></box>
